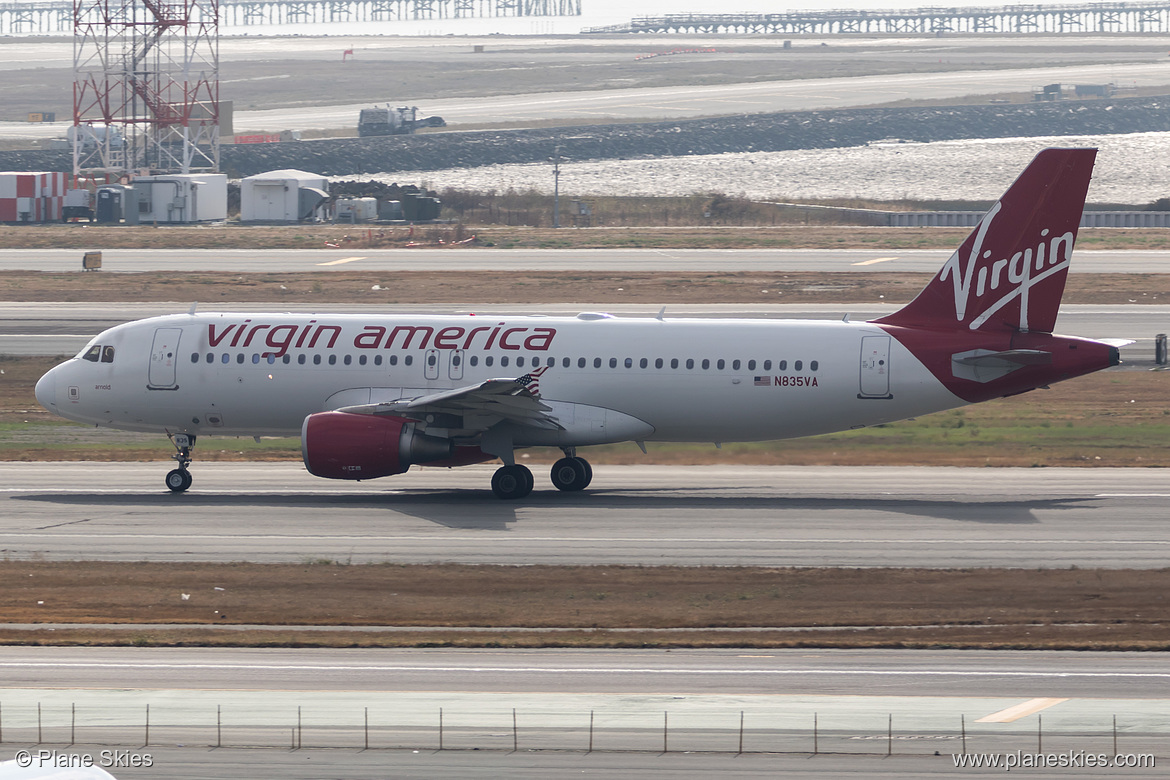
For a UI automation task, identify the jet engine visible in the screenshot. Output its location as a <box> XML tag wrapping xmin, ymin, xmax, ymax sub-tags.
<box><xmin>301</xmin><ymin>411</ymin><xmax>454</xmax><ymax>480</ymax></box>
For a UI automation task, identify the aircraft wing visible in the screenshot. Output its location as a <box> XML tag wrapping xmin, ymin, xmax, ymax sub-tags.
<box><xmin>0</xmin><ymin>761</ymin><xmax>118</xmax><ymax>779</ymax></box>
<box><xmin>336</xmin><ymin>366</ymin><xmax>563</xmax><ymax>431</ymax></box>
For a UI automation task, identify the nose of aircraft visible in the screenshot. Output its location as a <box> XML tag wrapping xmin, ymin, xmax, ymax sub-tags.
<box><xmin>34</xmin><ymin>366</ymin><xmax>57</xmax><ymax>411</ymax></box>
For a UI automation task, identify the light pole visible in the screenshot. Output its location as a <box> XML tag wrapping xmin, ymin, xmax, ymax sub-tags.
<box><xmin>553</xmin><ymin>146</ymin><xmax>561</xmax><ymax>229</ymax></box>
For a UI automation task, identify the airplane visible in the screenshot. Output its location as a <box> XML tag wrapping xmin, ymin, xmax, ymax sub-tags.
<box><xmin>0</xmin><ymin>758</ymin><xmax>119</xmax><ymax>779</ymax></box>
<box><xmin>35</xmin><ymin>148</ymin><xmax>1123</xmax><ymax>499</ymax></box>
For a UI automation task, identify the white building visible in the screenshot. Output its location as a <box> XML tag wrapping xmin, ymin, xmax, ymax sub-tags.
<box><xmin>133</xmin><ymin>173</ymin><xmax>228</xmax><ymax>223</ymax></box>
<box><xmin>240</xmin><ymin>169</ymin><xmax>329</xmax><ymax>222</ymax></box>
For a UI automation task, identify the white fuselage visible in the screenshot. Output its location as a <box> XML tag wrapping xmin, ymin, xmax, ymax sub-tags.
<box><xmin>36</xmin><ymin>312</ymin><xmax>965</xmax><ymax>446</ymax></box>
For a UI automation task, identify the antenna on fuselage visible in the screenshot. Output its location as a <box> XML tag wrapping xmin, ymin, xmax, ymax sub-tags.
<box><xmin>188</xmin><ymin>302</ymin><xmax>198</xmax><ymax>315</ymax></box>
<box><xmin>656</xmin><ymin>306</ymin><xmax>666</xmax><ymax>321</ymax></box>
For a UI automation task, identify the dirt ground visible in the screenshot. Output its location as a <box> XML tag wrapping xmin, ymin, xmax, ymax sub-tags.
<box><xmin>3</xmin><ymin>562</ymin><xmax>1169</xmax><ymax>650</ymax></box>
<box><xmin>5</xmin><ymin>223</ymin><xmax>1170</xmax><ymax>251</ymax></box>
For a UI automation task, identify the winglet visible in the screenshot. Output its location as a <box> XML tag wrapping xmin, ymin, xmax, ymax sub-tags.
<box><xmin>875</xmin><ymin>148</ymin><xmax>1096</xmax><ymax>334</ymax></box>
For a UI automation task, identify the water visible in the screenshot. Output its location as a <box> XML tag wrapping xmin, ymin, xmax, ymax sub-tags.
<box><xmin>358</xmin><ymin>132</ymin><xmax>1170</xmax><ymax>203</ymax></box>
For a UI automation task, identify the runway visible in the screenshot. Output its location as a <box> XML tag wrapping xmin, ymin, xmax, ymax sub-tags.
<box><xmin>0</xmin><ymin>647</ymin><xmax>1164</xmax><ymax>778</ymax></box>
<box><xmin>3</xmin><ymin>464</ymin><xmax>1170</xmax><ymax>568</ymax></box>
<box><xmin>6</xmin><ymin>59</ymin><xmax>1170</xmax><ymax>139</ymax></box>
<box><xmin>235</xmin><ymin>61</ymin><xmax>1170</xmax><ymax>132</ymax></box>
<box><xmin>4</xmin><ymin>246</ymin><xmax>1170</xmax><ymax>274</ymax></box>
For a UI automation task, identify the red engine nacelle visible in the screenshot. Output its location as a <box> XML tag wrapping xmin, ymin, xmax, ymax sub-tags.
<box><xmin>301</xmin><ymin>411</ymin><xmax>454</xmax><ymax>480</ymax></box>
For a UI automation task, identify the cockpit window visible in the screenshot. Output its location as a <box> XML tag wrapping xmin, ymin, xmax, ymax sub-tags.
<box><xmin>101</xmin><ymin>346</ymin><xmax>115</xmax><ymax>363</ymax></box>
<box><xmin>82</xmin><ymin>345</ymin><xmax>101</xmax><ymax>362</ymax></box>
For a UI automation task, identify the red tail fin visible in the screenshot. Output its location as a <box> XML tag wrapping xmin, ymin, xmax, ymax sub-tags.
<box><xmin>875</xmin><ymin>148</ymin><xmax>1096</xmax><ymax>334</ymax></box>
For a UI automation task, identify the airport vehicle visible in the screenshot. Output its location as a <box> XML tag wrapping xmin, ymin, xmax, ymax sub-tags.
<box><xmin>357</xmin><ymin>105</ymin><xmax>446</xmax><ymax>137</ymax></box>
<box><xmin>35</xmin><ymin>148</ymin><xmax>1122</xmax><ymax>499</ymax></box>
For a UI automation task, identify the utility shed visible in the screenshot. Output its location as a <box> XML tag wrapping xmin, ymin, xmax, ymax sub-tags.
<box><xmin>241</xmin><ymin>169</ymin><xmax>328</xmax><ymax>222</ymax></box>
<box><xmin>0</xmin><ymin>171</ymin><xmax>67</xmax><ymax>221</ymax></box>
<box><xmin>133</xmin><ymin>173</ymin><xmax>228</xmax><ymax>223</ymax></box>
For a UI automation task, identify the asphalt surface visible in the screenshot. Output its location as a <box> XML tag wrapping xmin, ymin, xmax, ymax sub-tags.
<box><xmin>3</xmin><ymin>464</ymin><xmax>1170</xmax><ymax>568</ymax></box>
<box><xmin>5</xmin><ymin>246</ymin><xmax>1170</xmax><ymax>273</ymax></box>
<box><xmin>0</xmin><ymin>648</ymin><xmax>1165</xmax><ymax>778</ymax></box>
<box><xmin>6</xmin><ymin>59</ymin><xmax>1170</xmax><ymax>139</ymax></box>
<box><xmin>234</xmin><ymin>61</ymin><xmax>1170</xmax><ymax>133</ymax></box>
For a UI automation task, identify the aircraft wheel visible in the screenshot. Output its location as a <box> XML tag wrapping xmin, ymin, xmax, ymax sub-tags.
<box><xmin>166</xmin><ymin>468</ymin><xmax>192</xmax><ymax>493</ymax></box>
<box><xmin>551</xmin><ymin>457</ymin><xmax>590</xmax><ymax>492</ymax></box>
<box><xmin>575</xmin><ymin>457</ymin><xmax>593</xmax><ymax>489</ymax></box>
<box><xmin>492</xmin><ymin>464</ymin><xmax>534</xmax><ymax>500</ymax></box>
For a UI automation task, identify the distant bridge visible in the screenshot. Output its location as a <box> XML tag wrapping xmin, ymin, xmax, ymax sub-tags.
<box><xmin>585</xmin><ymin>2</ymin><xmax>1170</xmax><ymax>35</ymax></box>
<box><xmin>0</xmin><ymin>0</ymin><xmax>580</xmax><ymax>34</ymax></box>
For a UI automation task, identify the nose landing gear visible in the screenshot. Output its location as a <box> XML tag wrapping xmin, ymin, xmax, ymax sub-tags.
<box><xmin>166</xmin><ymin>432</ymin><xmax>196</xmax><ymax>493</ymax></box>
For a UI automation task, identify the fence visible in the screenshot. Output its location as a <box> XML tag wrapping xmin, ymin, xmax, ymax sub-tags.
<box><xmin>0</xmin><ymin>701</ymin><xmax>1163</xmax><ymax>758</ymax></box>
<box><xmin>764</xmin><ymin>202</ymin><xmax>1170</xmax><ymax>228</ymax></box>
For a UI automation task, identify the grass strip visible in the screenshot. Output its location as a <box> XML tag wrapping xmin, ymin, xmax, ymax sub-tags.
<box><xmin>2</xmin><ymin>562</ymin><xmax>1170</xmax><ymax>650</ymax></box>
<box><xmin>3</xmin><ymin>270</ymin><xmax>1169</xmax><ymax>304</ymax></box>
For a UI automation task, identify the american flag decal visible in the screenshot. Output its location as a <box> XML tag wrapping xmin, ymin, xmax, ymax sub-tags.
<box><xmin>517</xmin><ymin>365</ymin><xmax>550</xmax><ymax>397</ymax></box>
<box><xmin>753</xmin><ymin>376</ymin><xmax>771</xmax><ymax>386</ymax></box>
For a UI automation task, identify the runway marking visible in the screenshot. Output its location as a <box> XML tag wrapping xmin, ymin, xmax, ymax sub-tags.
<box><xmin>851</xmin><ymin>257</ymin><xmax>898</xmax><ymax>266</ymax></box>
<box><xmin>0</xmin><ymin>663</ymin><xmax>1167</xmax><ymax>679</ymax></box>
<box><xmin>1096</xmin><ymin>493</ymin><xmax>1170</xmax><ymax>497</ymax></box>
<box><xmin>976</xmin><ymin>697</ymin><xmax>1069</xmax><ymax>723</ymax></box>
<box><xmin>315</xmin><ymin>256</ymin><xmax>367</xmax><ymax>266</ymax></box>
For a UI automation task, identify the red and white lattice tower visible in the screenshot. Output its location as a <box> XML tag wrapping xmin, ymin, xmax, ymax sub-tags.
<box><xmin>73</xmin><ymin>0</ymin><xmax>219</xmax><ymax>178</ymax></box>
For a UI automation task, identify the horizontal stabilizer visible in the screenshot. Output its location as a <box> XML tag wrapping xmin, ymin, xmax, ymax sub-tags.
<box><xmin>951</xmin><ymin>349</ymin><xmax>1052</xmax><ymax>383</ymax></box>
<box><xmin>953</xmin><ymin>349</ymin><xmax>1053</xmax><ymax>367</ymax></box>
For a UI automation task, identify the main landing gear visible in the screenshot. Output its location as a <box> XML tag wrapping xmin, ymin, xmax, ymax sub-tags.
<box><xmin>165</xmin><ymin>432</ymin><xmax>196</xmax><ymax>493</ymax></box>
<box><xmin>489</xmin><ymin>449</ymin><xmax>594</xmax><ymax>500</ymax></box>
<box><xmin>550</xmin><ymin>455</ymin><xmax>592</xmax><ymax>492</ymax></box>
